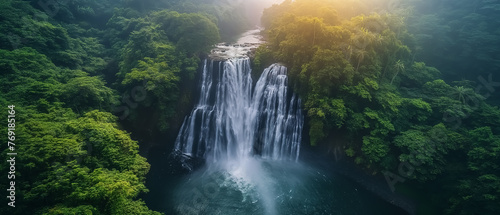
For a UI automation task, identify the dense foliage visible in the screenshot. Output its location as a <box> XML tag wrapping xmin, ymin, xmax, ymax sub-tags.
<box><xmin>0</xmin><ymin>0</ymin><xmax>251</xmax><ymax>214</ymax></box>
<box><xmin>408</xmin><ymin>0</ymin><xmax>500</xmax><ymax>85</ymax></box>
<box><xmin>0</xmin><ymin>46</ymin><xmax>157</xmax><ymax>214</ymax></box>
<box><xmin>258</xmin><ymin>0</ymin><xmax>500</xmax><ymax>214</ymax></box>
<box><xmin>1</xmin><ymin>0</ymin><xmax>499</xmax><ymax>214</ymax></box>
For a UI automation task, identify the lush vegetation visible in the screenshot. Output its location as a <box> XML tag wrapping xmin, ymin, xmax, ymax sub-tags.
<box><xmin>0</xmin><ymin>0</ymin><xmax>254</xmax><ymax>214</ymax></box>
<box><xmin>1</xmin><ymin>0</ymin><xmax>499</xmax><ymax>214</ymax></box>
<box><xmin>408</xmin><ymin>0</ymin><xmax>500</xmax><ymax>86</ymax></box>
<box><xmin>257</xmin><ymin>0</ymin><xmax>500</xmax><ymax>214</ymax></box>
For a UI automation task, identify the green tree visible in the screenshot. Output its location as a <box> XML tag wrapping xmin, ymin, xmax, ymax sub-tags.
<box><xmin>390</xmin><ymin>59</ymin><xmax>405</xmax><ymax>85</ymax></box>
<box><xmin>0</xmin><ymin>108</ymin><xmax>159</xmax><ymax>215</ymax></box>
<box><xmin>150</xmin><ymin>10</ymin><xmax>220</xmax><ymax>55</ymax></box>
<box><xmin>122</xmin><ymin>56</ymin><xmax>181</xmax><ymax>130</ymax></box>
<box><xmin>62</xmin><ymin>75</ymin><xmax>117</xmax><ymax>112</ymax></box>
<box><xmin>447</xmin><ymin>127</ymin><xmax>500</xmax><ymax>215</ymax></box>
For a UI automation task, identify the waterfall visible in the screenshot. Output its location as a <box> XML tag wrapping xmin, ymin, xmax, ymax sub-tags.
<box><xmin>174</xmin><ymin>58</ymin><xmax>303</xmax><ymax>164</ymax></box>
<box><xmin>168</xmin><ymin>33</ymin><xmax>410</xmax><ymax>215</ymax></box>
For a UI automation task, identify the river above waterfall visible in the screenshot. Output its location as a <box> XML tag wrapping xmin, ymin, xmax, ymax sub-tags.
<box><xmin>209</xmin><ymin>28</ymin><xmax>263</xmax><ymax>60</ymax></box>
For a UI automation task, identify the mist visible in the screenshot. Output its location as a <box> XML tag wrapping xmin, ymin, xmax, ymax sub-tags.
<box><xmin>243</xmin><ymin>0</ymin><xmax>285</xmax><ymax>26</ymax></box>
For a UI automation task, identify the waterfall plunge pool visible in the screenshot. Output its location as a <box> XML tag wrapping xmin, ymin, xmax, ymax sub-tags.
<box><xmin>142</xmin><ymin>58</ymin><xmax>409</xmax><ymax>214</ymax></box>
<box><xmin>143</xmin><ymin>153</ymin><xmax>409</xmax><ymax>215</ymax></box>
<box><xmin>143</xmin><ymin>29</ymin><xmax>411</xmax><ymax>215</ymax></box>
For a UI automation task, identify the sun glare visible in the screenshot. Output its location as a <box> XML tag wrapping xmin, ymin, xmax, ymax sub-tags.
<box><xmin>243</xmin><ymin>0</ymin><xmax>286</xmax><ymax>26</ymax></box>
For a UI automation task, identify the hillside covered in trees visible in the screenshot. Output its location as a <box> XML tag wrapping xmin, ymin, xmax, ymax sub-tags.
<box><xmin>0</xmin><ymin>0</ymin><xmax>499</xmax><ymax>214</ymax></box>
<box><xmin>257</xmin><ymin>0</ymin><xmax>500</xmax><ymax>214</ymax></box>
<box><xmin>0</xmin><ymin>0</ymin><xmax>251</xmax><ymax>214</ymax></box>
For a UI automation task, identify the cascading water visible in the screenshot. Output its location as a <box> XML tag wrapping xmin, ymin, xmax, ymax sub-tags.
<box><xmin>173</xmin><ymin>57</ymin><xmax>303</xmax><ymax>215</ymax></box>
<box><xmin>157</xmin><ymin>29</ymin><xmax>410</xmax><ymax>215</ymax></box>
<box><xmin>174</xmin><ymin>58</ymin><xmax>303</xmax><ymax>164</ymax></box>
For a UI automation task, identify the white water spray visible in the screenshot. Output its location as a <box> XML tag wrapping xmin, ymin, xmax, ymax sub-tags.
<box><xmin>175</xmin><ymin>58</ymin><xmax>303</xmax><ymax>163</ymax></box>
<box><xmin>174</xmin><ymin>57</ymin><xmax>303</xmax><ymax>215</ymax></box>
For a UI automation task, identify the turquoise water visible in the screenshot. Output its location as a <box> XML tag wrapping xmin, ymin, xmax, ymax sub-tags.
<box><xmin>144</xmin><ymin>149</ymin><xmax>408</xmax><ymax>215</ymax></box>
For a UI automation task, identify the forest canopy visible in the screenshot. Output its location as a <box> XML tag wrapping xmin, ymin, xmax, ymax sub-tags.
<box><xmin>0</xmin><ymin>0</ymin><xmax>499</xmax><ymax>214</ymax></box>
<box><xmin>257</xmin><ymin>0</ymin><xmax>500</xmax><ymax>214</ymax></box>
<box><xmin>0</xmin><ymin>0</ymin><xmax>236</xmax><ymax>214</ymax></box>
